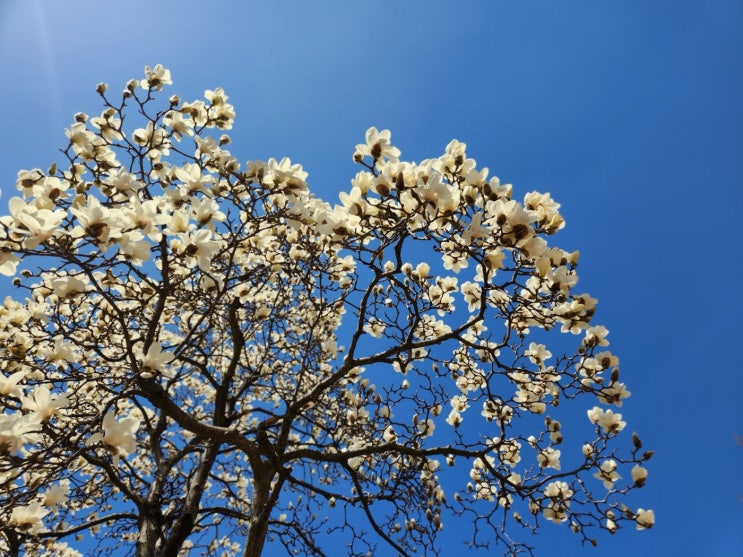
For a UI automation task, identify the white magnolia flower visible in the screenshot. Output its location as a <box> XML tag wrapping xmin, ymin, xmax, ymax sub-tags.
<box><xmin>22</xmin><ymin>386</ymin><xmax>69</xmax><ymax>421</ymax></box>
<box><xmin>87</xmin><ymin>411</ymin><xmax>141</xmax><ymax>465</ymax></box>
<box><xmin>8</xmin><ymin>197</ymin><xmax>64</xmax><ymax>249</ymax></box>
<box><xmin>446</xmin><ymin>409</ymin><xmax>463</xmax><ymax>427</ymax></box>
<box><xmin>118</xmin><ymin>230</ymin><xmax>153</xmax><ymax>266</ymax></box>
<box><xmin>70</xmin><ymin>196</ymin><xmax>123</xmax><ymax>244</ymax></box>
<box><xmin>163</xmin><ymin>110</ymin><xmax>195</xmax><ymax>141</ymax></box>
<box><xmin>9</xmin><ymin>501</ymin><xmax>49</xmax><ymax>534</ymax></box>
<box><xmin>635</xmin><ymin>508</ymin><xmax>655</xmax><ymax>530</ymax></box>
<box><xmin>0</xmin><ymin>248</ymin><xmax>20</xmax><ymax>276</ymax></box>
<box><xmin>537</xmin><ymin>447</ymin><xmax>561</xmax><ymax>471</ymax></box>
<box><xmin>0</xmin><ymin>370</ymin><xmax>26</xmax><ymax>398</ymax></box>
<box><xmin>46</xmin><ymin>335</ymin><xmax>80</xmax><ymax>365</ymax></box>
<box><xmin>542</xmin><ymin>481</ymin><xmax>573</xmax><ymax>524</ymax></box>
<box><xmin>141</xmin><ymin>342</ymin><xmax>175</xmax><ymax>379</ymax></box>
<box><xmin>142</xmin><ymin>64</ymin><xmax>172</xmax><ymax>90</ymax></box>
<box><xmin>525</xmin><ymin>342</ymin><xmax>552</xmax><ymax>365</ymax></box>
<box><xmin>51</xmin><ymin>275</ymin><xmax>87</xmax><ymax>298</ymax></box>
<box><xmin>353</xmin><ymin>127</ymin><xmax>400</xmax><ymax>163</ymax></box>
<box><xmin>417</xmin><ymin>418</ymin><xmax>435</xmax><ymax>437</ymax></box>
<box><xmin>631</xmin><ymin>464</ymin><xmax>648</xmax><ymax>487</ymax></box>
<box><xmin>593</xmin><ymin>459</ymin><xmax>620</xmax><ymax>489</ymax></box>
<box><xmin>0</xmin><ymin>412</ymin><xmax>41</xmax><ymax>454</ymax></box>
<box><xmin>584</xmin><ymin>325</ymin><xmax>610</xmax><ymax>347</ymax></box>
<box><xmin>174</xmin><ymin>228</ymin><xmax>220</xmax><ymax>271</ymax></box>
<box><xmin>382</xmin><ymin>426</ymin><xmax>397</xmax><ymax>443</ymax></box>
<box><xmin>42</xmin><ymin>480</ymin><xmax>70</xmax><ymax>512</ymax></box>
<box><xmin>587</xmin><ymin>406</ymin><xmax>626</xmax><ymax>435</ymax></box>
<box><xmin>363</xmin><ymin>318</ymin><xmax>385</xmax><ymax>339</ymax></box>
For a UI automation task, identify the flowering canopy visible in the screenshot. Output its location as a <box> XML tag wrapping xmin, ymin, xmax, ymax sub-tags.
<box><xmin>0</xmin><ymin>65</ymin><xmax>652</xmax><ymax>557</ymax></box>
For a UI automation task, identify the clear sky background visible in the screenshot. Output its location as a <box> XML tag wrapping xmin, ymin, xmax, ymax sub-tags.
<box><xmin>1</xmin><ymin>1</ymin><xmax>742</xmax><ymax>556</ymax></box>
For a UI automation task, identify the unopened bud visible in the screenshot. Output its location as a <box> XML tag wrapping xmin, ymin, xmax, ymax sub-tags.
<box><xmin>632</xmin><ymin>432</ymin><xmax>642</xmax><ymax>449</ymax></box>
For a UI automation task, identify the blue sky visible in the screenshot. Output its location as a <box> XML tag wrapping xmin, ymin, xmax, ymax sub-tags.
<box><xmin>1</xmin><ymin>1</ymin><xmax>742</xmax><ymax>556</ymax></box>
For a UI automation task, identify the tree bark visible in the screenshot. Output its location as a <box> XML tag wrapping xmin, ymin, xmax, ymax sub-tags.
<box><xmin>242</xmin><ymin>463</ymin><xmax>274</xmax><ymax>557</ymax></box>
<box><xmin>136</xmin><ymin>504</ymin><xmax>162</xmax><ymax>557</ymax></box>
<box><xmin>160</xmin><ymin>443</ymin><xmax>220</xmax><ymax>557</ymax></box>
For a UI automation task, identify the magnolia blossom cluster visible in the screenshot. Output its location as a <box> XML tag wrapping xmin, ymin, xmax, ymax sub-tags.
<box><xmin>0</xmin><ymin>66</ymin><xmax>652</xmax><ymax>557</ymax></box>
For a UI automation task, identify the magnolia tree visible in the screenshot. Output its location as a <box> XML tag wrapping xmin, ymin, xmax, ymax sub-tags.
<box><xmin>0</xmin><ymin>66</ymin><xmax>653</xmax><ymax>557</ymax></box>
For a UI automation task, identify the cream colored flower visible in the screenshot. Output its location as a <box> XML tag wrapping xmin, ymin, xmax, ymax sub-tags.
<box><xmin>22</xmin><ymin>386</ymin><xmax>69</xmax><ymax>421</ymax></box>
<box><xmin>87</xmin><ymin>411</ymin><xmax>141</xmax><ymax>465</ymax></box>
<box><xmin>635</xmin><ymin>508</ymin><xmax>655</xmax><ymax>530</ymax></box>
<box><xmin>9</xmin><ymin>501</ymin><xmax>49</xmax><ymax>534</ymax></box>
